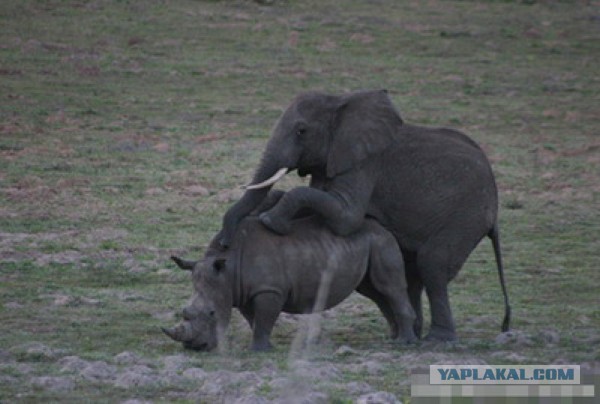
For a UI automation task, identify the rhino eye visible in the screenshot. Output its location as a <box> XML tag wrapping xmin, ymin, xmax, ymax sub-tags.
<box><xmin>209</xmin><ymin>311</ymin><xmax>215</xmax><ymax>317</ymax></box>
<box><xmin>213</xmin><ymin>258</ymin><xmax>226</xmax><ymax>272</ymax></box>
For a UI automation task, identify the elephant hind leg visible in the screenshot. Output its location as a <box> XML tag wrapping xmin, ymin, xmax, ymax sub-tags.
<box><xmin>417</xmin><ymin>221</ymin><xmax>486</xmax><ymax>342</ymax></box>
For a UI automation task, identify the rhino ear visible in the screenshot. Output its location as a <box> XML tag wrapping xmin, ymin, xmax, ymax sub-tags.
<box><xmin>213</xmin><ymin>258</ymin><xmax>226</xmax><ymax>272</ymax></box>
<box><xmin>171</xmin><ymin>256</ymin><xmax>196</xmax><ymax>271</ymax></box>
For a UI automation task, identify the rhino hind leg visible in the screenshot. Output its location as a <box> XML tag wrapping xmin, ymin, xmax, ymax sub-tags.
<box><xmin>406</xmin><ymin>268</ymin><xmax>424</xmax><ymax>339</ymax></box>
<box><xmin>356</xmin><ymin>278</ymin><xmax>399</xmax><ymax>338</ymax></box>
<box><xmin>362</xmin><ymin>237</ymin><xmax>417</xmax><ymax>344</ymax></box>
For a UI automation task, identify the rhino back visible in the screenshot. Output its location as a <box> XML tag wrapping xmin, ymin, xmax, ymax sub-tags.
<box><xmin>237</xmin><ymin>217</ymin><xmax>371</xmax><ymax>314</ymax></box>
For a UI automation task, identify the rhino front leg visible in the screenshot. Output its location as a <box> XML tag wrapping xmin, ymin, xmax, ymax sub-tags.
<box><xmin>239</xmin><ymin>306</ymin><xmax>254</xmax><ymax>329</ymax></box>
<box><xmin>249</xmin><ymin>292</ymin><xmax>283</xmax><ymax>351</ymax></box>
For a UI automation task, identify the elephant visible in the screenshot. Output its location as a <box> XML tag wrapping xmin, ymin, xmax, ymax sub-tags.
<box><xmin>163</xmin><ymin>215</ymin><xmax>417</xmax><ymax>351</ymax></box>
<box><xmin>218</xmin><ymin>89</ymin><xmax>511</xmax><ymax>341</ymax></box>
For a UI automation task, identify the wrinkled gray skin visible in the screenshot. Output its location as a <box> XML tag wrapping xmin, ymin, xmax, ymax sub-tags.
<box><xmin>163</xmin><ymin>216</ymin><xmax>417</xmax><ymax>351</ymax></box>
<box><xmin>219</xmin><ymin>90</ymin><xmax>510</xmax><ymax>341</ymax></box>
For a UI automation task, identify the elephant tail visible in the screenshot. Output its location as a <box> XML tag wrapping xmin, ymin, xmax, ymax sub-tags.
<box><xmin>489</xmin><ymin>223</ymin><xmax>511</xmax><ymax>332</ymax></box>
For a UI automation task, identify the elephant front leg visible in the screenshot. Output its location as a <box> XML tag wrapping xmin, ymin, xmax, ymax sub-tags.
<box><xmin>260</xmin><ymin>186</ymin><xmax>367</xmax><ymax>236</ymax></box>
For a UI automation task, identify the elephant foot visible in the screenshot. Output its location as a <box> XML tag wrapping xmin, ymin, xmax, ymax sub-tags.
<box><xmin>251</xmin><ymin>340</ymin><xmax>274</xmax><ymax>352</ymax></box>
<box><xmin>259</xmin><ymin>212</ymin><xmax>292</xmax><ymax>235</ymax></box>
<box><xmin>423</xmin><ymin>326</ymin><xmax>457</xmax><ymax>342</ymax></box>
<box><xmin>392</xmin><ymin>334</ymin><xmax>418</xmax><ymax>346</ymax></box>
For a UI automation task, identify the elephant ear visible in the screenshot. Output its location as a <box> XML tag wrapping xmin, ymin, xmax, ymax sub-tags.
<box><xmin>327</xmin><ymin>90</ymin><xmax>402</xmax><ymax>178</ymax></box>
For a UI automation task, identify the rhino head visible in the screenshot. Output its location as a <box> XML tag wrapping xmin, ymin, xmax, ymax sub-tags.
<box><xmin>162</xmin><ymin>254</ymin><xmax>233</xmax><ymax>351</ymax></box>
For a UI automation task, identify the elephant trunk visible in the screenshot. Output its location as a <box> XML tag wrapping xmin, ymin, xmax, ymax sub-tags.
<box><xmin>220</xmin><ymin>151</ymin><xmax>289</xmax><ymax>248</ymax></box>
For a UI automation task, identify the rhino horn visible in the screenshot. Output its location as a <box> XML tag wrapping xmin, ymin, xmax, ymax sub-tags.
<box><xmin>171</xmin><ymin>256</ymin><xmax>196</xmax><ymax>271</ymax></box>
<box><xmin>161</xmin><ymin>323</ymin><xmax>191</xmax><ymax>342</ymax></box>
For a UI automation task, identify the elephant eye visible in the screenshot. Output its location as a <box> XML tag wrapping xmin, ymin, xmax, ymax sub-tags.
<box><xmin>296</xmin><ymin>126</ymin><xmax>307</xmax><ymax>136</ymax></box>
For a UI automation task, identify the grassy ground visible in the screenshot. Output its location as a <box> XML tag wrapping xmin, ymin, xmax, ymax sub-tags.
<box><xmin>1</xmin><ymin>0</ymin><xmax>598</xmax><ymax>402</ymax></box>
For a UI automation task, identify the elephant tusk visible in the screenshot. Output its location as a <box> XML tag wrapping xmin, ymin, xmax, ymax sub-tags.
<box><xmin>242</xmin><ymin>167</ymin><xmax>288</xmax><ymax>190</ymax></box>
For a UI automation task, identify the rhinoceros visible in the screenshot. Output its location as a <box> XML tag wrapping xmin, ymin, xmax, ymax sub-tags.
<box><xmin>163</xmin><ymin>216</ymin><xmax>416</xmax><ymax>351</ymax></box>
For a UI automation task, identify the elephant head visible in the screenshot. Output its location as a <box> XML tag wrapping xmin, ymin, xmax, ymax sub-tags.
<box><xmin>220</xmin><ymin>89</ymin><xmax>403</xmax><ymax>247</ymax></box>
<box><xmin>162</xmin><ymin>255</ymin><xmax>233</xmax><ymax>351</ymax></box>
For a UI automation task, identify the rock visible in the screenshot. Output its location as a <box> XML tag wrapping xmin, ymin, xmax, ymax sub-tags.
<box><xmin>53</xmin><ymin>295</ymin><xmax>102</xmax><ymax>307</ymax></box>
<box><xmin>182</xmin><ymin>185</ymin><xmax>210</xmax><ymax>197</ymax></box>
<box><xmin>0</xmin><ymin>375</ymin><xmax>18</xmax><ymax>386</ymax></box>
<box><xmin>0</xmin><ymin>349</ymin><xmax>14</xmax><ymax>363</ymax></box>
<box><xmin>540</xmin><ymin>329</ymin><xmax>560</xmax><ymax>345</ymax></box>
<box><xmin>31</xmin><ymin>376</ymin><xmax>75</xmax><ymax>392</ymax></box>
<box><xmin>11</xmin><ymin>342</ymin><xmax>63</xmax><ymax>361</ymax></box>
<box><xmin>128</xmin><ymin>365</ymin><xmax>155</xmax><ymax>375</ymax></box>
<box><xmin>182</xmin><ymin>367</ymin><xmax>208</xmax><ymax>380</ymax></box>
<box><xmin>144</xmin><ymin>187</ymin><xmax>165</xmax><ymax>196</ymax></box>
<box><xmin>234</xmin><ymin>395</ymin><xmax>269</xmax><ymax>404</ymax></box>
<box><xmin>81</xmin><ymin>361</ymin><xmax>117</xmax><ymax>382</ymax></box>
<box><xmin>79</xmin><ymin>296</ymin><xmax>102</xmax><ymax>306</ymax></box>
<box><xmin>270</xmin><ymin>376</ymin><xmax>330</xmax><ymax>404</ymax></box>
<box><xmin>433</xmin><ymin>358</ymin><xmax>487</xmax><ymax>366</ymax></box>
<box><xmin>505</xmin><ymin>352</ymin><xmax>528</xmax><ymax>362</ymax></box>
<box><xmin>124</xmin><ymin>258</ymin><xmax>147</xmax><ymax>273</ymax></box>
<box><xmin>269</xmin><ymin>376</ymin><xmax>292</xmax><ymax>393</ymax></box>
<box><xmin>162</xmin><ymin>354</ymin><xmax>190</xmax><ymax>373</ymax></box>
<box><xmin>53</xmin><ymin>294</ymin><xmax>74</xmax><ymax>306</ymax></box>
<box><xmin>369</xmin><ymin>352</ymin><xmax>394</xmax><ymax>362</ymax></box>
<box><xmin>59</xmin><ymin>356</ymin><xmax>89</xmax><ymax>372</ymax></box>
<box><xmin>273</xmin><ymin>391</ymin><xmax>329</xmax><ymax>404</ymax></box>
<box><xmin>491</xmin><ymin>351</ymin><xmax>527</xmax><ymax>362</ymax></box>
<box><xmin>199</xmin><ymin>370</ymin><xmax>262</xmax><ymax>396</ymax></box>
<box><xmin>35</xmin><ymin>250</ymin><xmax>82</xmax><ymax>266</ymax></box>
<box><xmin>114</xmin><ymin>369</ymin><xmax>159</xmax><ymax>388</ymax></box>
<box><xmin>152</xmin><ymin>311</ymin><xmax>176</xmax><ymax>321</ymax></box>
<box><xmin>347</xmin><ymin>360</ymin><xmax>385</xmax><ymax>376</ymax></box>
<box><xmin>153</xmin><ymin>142</ymin><xmax>170</xmax><ymax>153</ymax></box>
<box><xmin>257</xmin><ymin>359</ymin><xmax>279</xmax><ymax>378</ymax></box>
<box><xmin>343</xmin><ymin>381</ymin><xmax>374</xmax><ymax>396</ymax></box>
<box><xmin>4</xmin><ymin>301</ymin><xmax>24</xmax><ymax>309</ymax></box>
<box><xmin>113</xmin><ymin>351</ymin><xmax>145</xmax><ymax>366</ymax></box>
<box><xmin>215</xmin><ymin>188</ymin><xmax>243</xmax><ymax>203</ymax></box>
<box><xmin>292</xmin><ymin>360</ymin><xmax>341</xmax><ymax>381</ymax></box>
<box><xmin>494</xmin><ymin>330</ymin><xmax>533</xmax><ymax>346</ymax></box>
<box><xmin>335</xmin><ymin>345</ymin><xmax>359</xmax><ymax>357</ymax></box>
<box><xmin>356</xmin><ymin>391</ymin><xmax>402</xmax><ymax>404</ymax></box>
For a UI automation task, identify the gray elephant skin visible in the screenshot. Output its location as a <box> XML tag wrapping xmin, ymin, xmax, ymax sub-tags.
<box><xmin>219</xmin><ymin>89</ymin><xmax>510</xmax><ymax>341</ymax></box>
<box><xmin>163</xmin><ymin>216</ymin><xmax>417</xmax><ymax>351</ymax></box>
